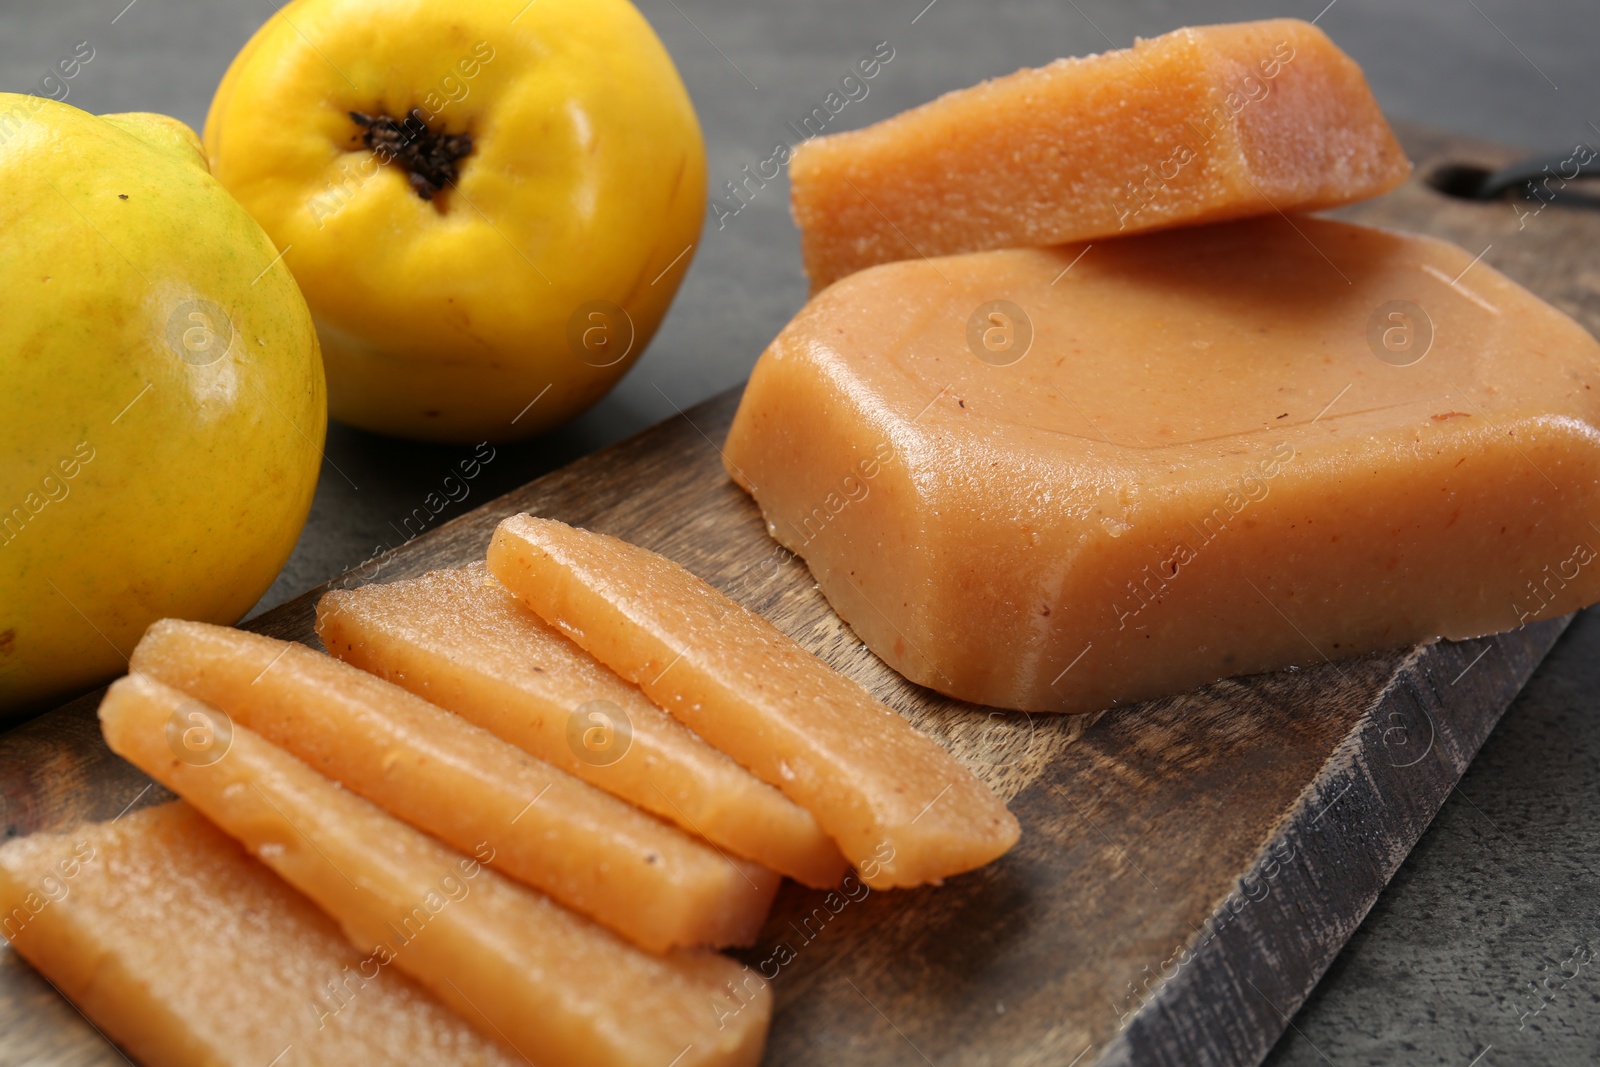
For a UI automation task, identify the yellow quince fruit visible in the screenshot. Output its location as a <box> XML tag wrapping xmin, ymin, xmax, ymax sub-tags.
<box><xmin>204</xmin><ymin>0</ymin><xmax>707</xmax><ymax>442</ymax></box>
<box><xmin>0</xmin><ymin>97</ymin><xmax>325</xmax><ymax>717</ymax></box>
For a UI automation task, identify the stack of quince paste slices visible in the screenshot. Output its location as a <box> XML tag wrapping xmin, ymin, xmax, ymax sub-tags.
<box><xmin>2</xmin><ymin>514</ymin><xmax>1017</xmax><ymax>1067</ymax></box>
<box><xmin>730</xmin><ymin>17</ymin><xmax>1600</xmax><ymax>715</ymax></box>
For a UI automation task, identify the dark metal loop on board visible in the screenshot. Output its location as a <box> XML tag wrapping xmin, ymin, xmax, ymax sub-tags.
<box><xmin>1428</xmin><ymin>148</ymin><xmax>1600</xmax><ymax>208</ymax></box>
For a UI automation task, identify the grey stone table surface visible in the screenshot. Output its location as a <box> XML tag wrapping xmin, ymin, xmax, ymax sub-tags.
<box><xmin>4</xmin><ymin>0</ymin><xmax>1599</xmax><ymax>1064</ymax></box>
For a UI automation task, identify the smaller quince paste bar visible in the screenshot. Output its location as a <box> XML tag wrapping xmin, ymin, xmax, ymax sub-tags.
<box><xmin>722</xmin><ymin>217</ymin><xmax>1600</xmax><ymax>713</ymax></box>
<box><xmin>791</xmin><ymin>18</ymin><xmax>1409</xmax><ymax>290</ymax></box>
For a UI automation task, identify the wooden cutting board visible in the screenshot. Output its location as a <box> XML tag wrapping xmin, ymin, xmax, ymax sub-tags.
<box><xmin>3</xmin><ymin>122</ymin><xmax>1596</xmax><ymax>1067</ymax></box>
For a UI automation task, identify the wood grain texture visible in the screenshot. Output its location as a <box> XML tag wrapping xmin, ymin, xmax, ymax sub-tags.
<box><xmin>1</xmin><ymin>122</ymin><xmax>1592</xmax><ymax>1066</ymax></box>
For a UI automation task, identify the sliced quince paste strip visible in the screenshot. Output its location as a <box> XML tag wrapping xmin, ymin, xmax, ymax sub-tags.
<box><xmin>316</xmin><ymin>564</ymin><xmax>848</xmax><ymax>889</ymax></box>
<box><xmin>0</xmin><ymin>802</ymin><xmax>523</xmax><ymax>1067</ymax></box>
<box><xmin>790</xmin><ymin>18</ymin><xmax>1410</xmax><ymax>289</ymax></box>
<box><xmin>487</xmin><ymin>515</ymin><xmax>1021</xmax><ymax>889</ymax></box>
<box><xmin>98</xmin><ymin>675</ymin><xmax>772</xmax><ymax>1067</ymax></box>
<box><xmin>130</xmin><ymin>620</ymin><xmax>777</xmax><ymax>953</ymax></box>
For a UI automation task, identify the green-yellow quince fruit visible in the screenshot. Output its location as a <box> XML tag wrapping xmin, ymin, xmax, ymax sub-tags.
<box><xmin>0</xmin><ymin>96</ymin><xmax>325</xmax><ymax>718</ymax></box>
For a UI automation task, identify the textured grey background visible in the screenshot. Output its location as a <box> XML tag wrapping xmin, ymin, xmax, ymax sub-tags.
<box><xmin>3</xmin><ymin>1</ymin><xmax>1599</xmax><ymax>1064</ymax></box>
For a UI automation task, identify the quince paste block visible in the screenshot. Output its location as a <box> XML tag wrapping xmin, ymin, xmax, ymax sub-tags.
<box><xmin>487</xmin><ymin>515</ymin><xmax>1020</xmax><ymax>889</ymax></box>
<box><xmin>722</xmin><ymin>217</ymin><xmax>1600</xmax><ymax>713</ymax></box>
<box><xmin>0</xmin><ymin>802</ymin><xmax>521</xmax><ymax>1067</ymax></box>
<box><xmin>99</xmin><ymin>674</ymin><xmax>771</xmax><ymax>1067</ymax></box>
<box><xmin>317</xmin><ymin>564</ymin><xmax>848</xmax><ymax>888</ymax></box>
<box><xmin>791</xmin><ymin>18</ymin><xmax>1409</xmax><ymax>290</ymax></box>
<box><xmin>130</xmin><ymin>619</ymin><xmax>777</xmax><ymax>952</ymax></box>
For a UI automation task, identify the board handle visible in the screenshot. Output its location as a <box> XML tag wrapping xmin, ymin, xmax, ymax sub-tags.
<box><xmin>1428</xmin><ymin>147</ymin><xmax>1600</xmax><ymax>207</ymax></box>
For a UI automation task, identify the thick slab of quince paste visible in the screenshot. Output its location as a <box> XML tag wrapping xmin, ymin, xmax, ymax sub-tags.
<box><xmin>791</xmin><ymin>18</ymin><xmax>1409</xmax><ymax>290</ymax></box>
<box><xmin>723</xmin><ymin>217</ymin><xmax>1600</xmax><ymax>713</ymax></box>
<box><xmin>0</xmin><ymin>802</ymin><xmax>520</xmax><ymax>1067</ymax></box>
